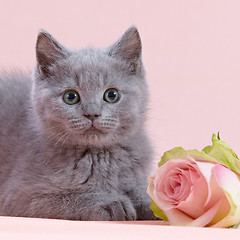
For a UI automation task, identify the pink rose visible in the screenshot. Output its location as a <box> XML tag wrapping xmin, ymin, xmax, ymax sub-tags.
<box><xmin>147</xmin><ymin>156</ymin><xmax>240</xmax><ymax>227</ymax></box>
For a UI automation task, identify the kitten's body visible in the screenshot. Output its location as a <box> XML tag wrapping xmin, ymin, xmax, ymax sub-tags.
<box><xmin>0</xmin><ymin>27</ymin><xmax>154</xmax><ymax>220</ymax></box>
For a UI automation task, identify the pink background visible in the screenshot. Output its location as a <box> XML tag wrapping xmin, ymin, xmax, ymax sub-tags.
<box><xmin>1</xmin><ymin>0</ymin><xmax>240</xmax><ymax>165</ymax></box>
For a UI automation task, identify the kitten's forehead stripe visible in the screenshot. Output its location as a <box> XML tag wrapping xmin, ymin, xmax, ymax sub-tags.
<box><xmin>70</xmin><ymin>56</ymin><xmax>111</xmax><ymax>88</ymax></box>
<box><xmin>74</xmin><ymin>67</ymin><xmax>104</xmax><ymax>89</ymax></box>
<box><xmin>74</xmin><ymin>71</ymin><xmax>80</xmax><ymax>86</ymax></box>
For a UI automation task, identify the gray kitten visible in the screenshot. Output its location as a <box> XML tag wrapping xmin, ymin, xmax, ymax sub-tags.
<box><xmin>0</xmin><ymin>26</ymin><xmax>154</xmax><ymax>220</ymax></box>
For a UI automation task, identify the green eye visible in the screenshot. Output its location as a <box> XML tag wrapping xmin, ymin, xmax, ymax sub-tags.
<box><xmin>63</xmin><ymin>90</ymin><xmax>80</xmax><ymax>105</ymax></box>
<box><xmin>104</xmin><ymin>88</ymin><xmax>119</xmax><ymax>103</ymax></box>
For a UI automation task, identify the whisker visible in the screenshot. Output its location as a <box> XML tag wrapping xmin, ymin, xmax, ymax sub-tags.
<box><xmin>43</xmin><ymin>125</ymin><xmax>61</xmax><ymax>134</ymax></box>
<box><xmin>60</xmin><ymin>133</ymin><xmax>70</xmax><ymax>154</ymax></box>
<box><xmin>48</xmin><ymin>130</ymin><xmax>66</xmax><ymax>142</ymax></box>
<box><xmin>46</xmin><ymin>131</ymin><xmax>68</xmax><ymax>163</ymax></box>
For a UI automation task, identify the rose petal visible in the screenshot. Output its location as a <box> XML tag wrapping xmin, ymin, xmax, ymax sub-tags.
<box><xmin>209</xmin><ymin>164</ymin><xmax>240</xmax><ymax>227</ymax></box>
<box><xmin>169</xmin><ymin>176</ymin><xmax>180</xmax><ymax>189</ymax></box>
<box><xmin>152</xmin><ymin>160</ymin><xmax>194</xmax><ymax>210</ymax></box>
<box><xmin>204</xmin><ymin>167</ymin><xmax>231</xmax><ymax>226</ymax></box>
<box><xmin>189</xmin><ymin>199</ymin><xmax>223</xmax><ymax>227</ymax></box>
<box><xmin>169</xmin><ymin>159</ymin><xmax>210</xmax><ymax>219</ymax></box>
<box><xmin>165</xmin><ymin>200</ymin><xmax>222</xmax><ymax>227</ymax></box>
<box><xmin>196</xmin><ymin>161</ymin><xmax>216</xmax><ymax>204</ymax></box>
<box><xmin>195</xmin><ymin>161</ymin><xmax>215</xmax><ymax>182</ymax></box>
<box><xmin>147</xmin><ymin>176</ymin><xmax>171</xmax><ymax>211</ymax></box>
<box><xmin>176</xmin><ymin>174</ymin><xmax>190</xmax><ymax>201</ymax></box>
<box><xmin>213</xmin><ymin>164</ymin><xmax>240</xmax><ymax>206</ymax></box>
<box><xmin>164</xmin><ymin>208</ymin><xmax>194</xmax><ymax>226</ymax></box>
<box><xmin>164</xmin><ymin>170</ymin><xmax>190</xmax><ymax>203</ymax></box>
<box><xmin>211</xmin><ymin>204</ymin><xmax>240</xmax><ymax>228</ymax></box>
<box><xmin>177</xmin><ymin>172</ymin><xmax>208</xmax><ymax>219</ymax></box>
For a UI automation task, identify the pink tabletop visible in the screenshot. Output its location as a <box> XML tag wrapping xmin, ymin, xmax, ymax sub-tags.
<box><xmin>0</xmin><ymin>217</ymin><xmax>239</xmax><ymax>240</ymax></box>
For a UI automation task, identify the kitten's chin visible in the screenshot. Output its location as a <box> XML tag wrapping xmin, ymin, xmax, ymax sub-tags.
<box><xmin>76</xmin><ymin>127</ymin><xmax>117</xmax><ymax>147</ymax></box>
<box><xmin>67</xmin><ymin>123</ymin><xmax>123</xmax><ymax>147</ymax></box>
<box><xmin>75</xmin><ymin>127</ymin><xmax>108</xmax><ymax>146</ymax></box>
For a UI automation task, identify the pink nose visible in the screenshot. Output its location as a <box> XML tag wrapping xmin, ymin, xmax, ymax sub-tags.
<box><xmin>84</xmin><ymin>114</ymin><xmax>101</xmax><ymax>122</ymax></box>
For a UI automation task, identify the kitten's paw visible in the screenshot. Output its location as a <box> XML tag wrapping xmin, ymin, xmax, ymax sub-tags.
<box><xmin>88</xmin><ymin>197</ymin><xmax>137</xmax><ymax>221</ymax></box>
<box><xmin>127</xmin><ymin>190</ymin><xmax>157</xmax><ymax>220</ymax></box>
<box><xmin>101</xmin><ymin>199</ymin><xmax>136</xmax><ymax>220</ymax></box>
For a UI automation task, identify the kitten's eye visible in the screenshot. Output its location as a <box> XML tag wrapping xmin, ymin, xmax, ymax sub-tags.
<box><xmin>63</xmin><ymin>90</ymin><xmax>80</xmax><ymax>105</ymax></box>
<box><xmin>104</xmin><ymin>88</ymin><xmax>119</xmax><ymax>103</ymax></box>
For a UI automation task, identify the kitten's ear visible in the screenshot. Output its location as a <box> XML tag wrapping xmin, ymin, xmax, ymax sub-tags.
<box><xmin>108</xmin><ymin>26</ymin><xmax>142</xmax><ymax>73</ymax></box>
<box><xmin>36</xmin><ymin>30</ymin><xmax>69</xmax><ymax>75</ymax></box>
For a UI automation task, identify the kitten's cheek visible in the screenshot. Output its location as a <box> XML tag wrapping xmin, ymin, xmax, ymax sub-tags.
<box><xmin>93</xmin><ymin>120</ymin><xmax>119</xmax><ymax>133</ymax></box>
<box><xmin>34</xmin><ymin>96</ymin><xmax>52</xmax><ymax>118</ymax></box>
<box><xmin>68</xmin><ymin>121</ymin><xmax>92</xmax><ymax>133</ymax></box>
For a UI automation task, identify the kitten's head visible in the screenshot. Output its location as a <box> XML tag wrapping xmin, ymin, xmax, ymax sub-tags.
<box><xmin>32</xmin><ymin>26</ymin><xmax>148</xmax><ymax>147</ymax></box>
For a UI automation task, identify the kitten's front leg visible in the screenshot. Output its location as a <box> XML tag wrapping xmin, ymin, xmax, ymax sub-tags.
<box><xmin>84</xmin><ymin>195</ymin><xmax>137</xmax><ymax>221</ymax></box>
<box><xmin>126</xmin><ymin>184</ymin><xmax>156</xmax><ymax>220</ymax></box>
<box><xmin>30</xmin><ymin>193</ymin><xmax>137</xmax><ymax>220</ymax></box>
<box><xmin>2</xmin><ymin>190</ymin><xmax>137</xmax><ymax>221</ymax></box>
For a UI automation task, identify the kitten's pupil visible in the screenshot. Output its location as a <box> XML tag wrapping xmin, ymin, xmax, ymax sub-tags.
<box><xmin>108</xmin><ymin>91</ymin><xmax>116</xmax><ymax>100</ymax></box>
<box><xmin>68</xmin><ymin>93</ymin><xmax>76</xmax><ymax>101</ymax></box>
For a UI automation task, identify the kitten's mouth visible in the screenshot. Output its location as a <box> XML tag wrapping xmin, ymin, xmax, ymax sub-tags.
<box><xmin>82</xmin><ymin>126</ymin><xmax>107</xmax><ymax>145</ymax></box>
<box><xmin>85</xmin><ymin>126</ymin><xmax>103</xmax><ymax>135</ymax></box>
<box><xmin>88</xmin><ymin>126</ymin><xmax>98</xmax><ymax>131</ymax></box>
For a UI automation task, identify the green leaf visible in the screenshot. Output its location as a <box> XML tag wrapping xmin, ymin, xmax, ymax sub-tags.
<box><xmin>159</xmin><ymin>147</ymin><xmax>218</xmax><ymax>167</ymax></box>
<box><xmin>204</xmin><ymin>134</ymin><xmax>240</xmax><ymax>174</ymax></box>
<box><xmin>158</xmin><ymin>134</ymin><xmax>240</xmax><ymax>175</ymax></box>
<box><xmin>187</xmin><ymin>149</ymin><xmax>219</xmax><ymax>163</ymax></box>
<box><xmin>202</xmin><ymin>145</ymin><xmax>211</xmax><ymax>154</ymax></box>
<box><xmin>150</xmin><ymin>200</ymin><xmax>168</xmax><ymax>221</ymax></box>
<box><xmin>231</xmin><ymin>223</ymin><xmax>240</xmax><ymax>229</ymax></box>
<box><xmin>158</xmin><ymin>147</ymin><xmax>187</xmax><ymax>167</ymax></box>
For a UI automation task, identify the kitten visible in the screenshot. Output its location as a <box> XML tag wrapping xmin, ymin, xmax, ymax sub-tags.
<box><xmin>0</xmin><ymin>26</ymin><xmax>154</xmax><ymax>220</ymax></box>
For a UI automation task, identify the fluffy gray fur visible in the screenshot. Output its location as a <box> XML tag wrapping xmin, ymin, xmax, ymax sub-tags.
<box><xmin>0</xmin><ymin>26</ymin><xmax>154</xmax><ymax>220</ymax></box>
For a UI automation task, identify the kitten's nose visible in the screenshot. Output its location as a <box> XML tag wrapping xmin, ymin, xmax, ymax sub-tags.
<box><xmin>84</xmin><ymin>114</ymin><xmax>101</xmax><ymax>122</ymax></box>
